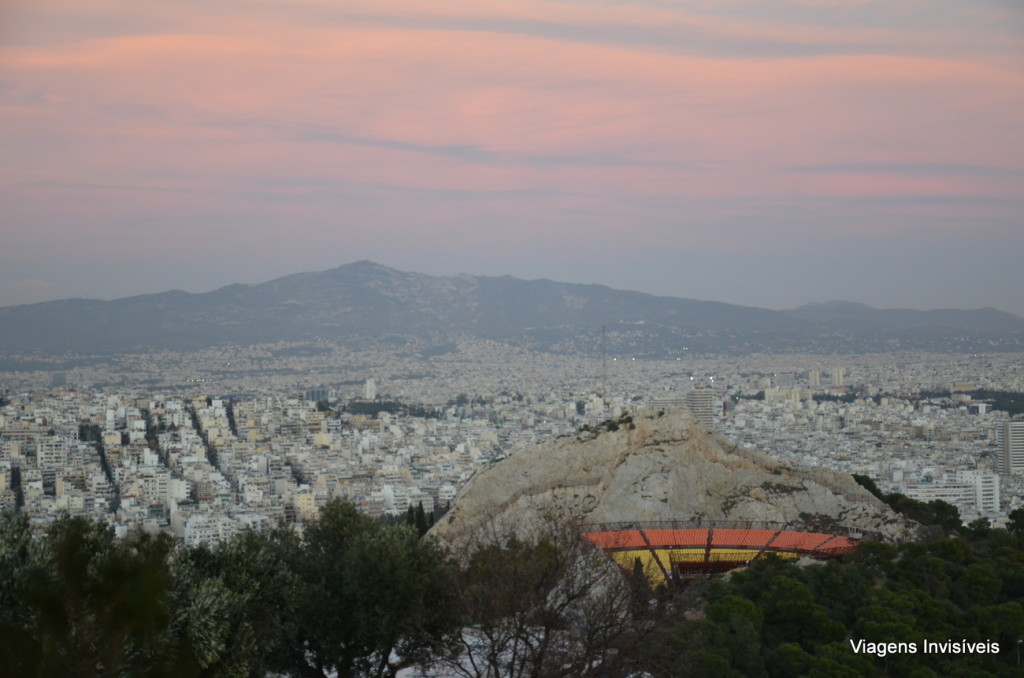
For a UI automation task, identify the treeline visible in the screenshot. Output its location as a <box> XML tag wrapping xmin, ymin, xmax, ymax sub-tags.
<box><xmin>671</xmin><ymin>511</ymin><xmax>1024</xmax><ymax>677</ymax></box>
<box><xmin>3</xmin><ymin>500</ymin><xmax>1024</xmax><ymax>676</ymax></box>
<box><xmin>341</xmin><ymin>400</ymin><xmax>443</xmax><ymax>419</ymax></box>
<box><xmin>743</xmin><ymin>388</ymin><xmax>1024</xmax><ymax>415</ymax></box>
<box><xmin>0</xmin><ymin>502</ymin><xmax>457</xmax><ymax>677</ymax></box>
<box><xmin>959</xmin><ymin>389</ymin><xmax>1024</xmax><ymax>416</ymax></box>
<box><xmin>812</xmin><ymin>392</ymin><xmax>862</xmax><ymax>403</ymax></box>
<box><xmin>854</xmin><ymin>474</ymin><xmax>964</xmax><ymax>537</ymax></box>
<box><xmin>919</xmin><ymin>389</ymin><xmax>1024</xmax><ymax>415</ymax></box>
<box><xmin>0</xmin><ymin>501</ymin><xmax>655</xmax><ymax>678</ymax></box>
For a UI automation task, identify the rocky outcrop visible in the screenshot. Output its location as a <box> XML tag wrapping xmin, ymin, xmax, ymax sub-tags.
<box><xmin>432</xmin><ymin>407</ymin><xmax>912</xmax><ymax>545</ymax></box>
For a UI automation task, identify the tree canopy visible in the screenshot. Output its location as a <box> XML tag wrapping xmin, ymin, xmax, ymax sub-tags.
<box><xmin>2</xmin><ymin>499</ymin><xmax>1024</xmax><ymax>676</ymax></box>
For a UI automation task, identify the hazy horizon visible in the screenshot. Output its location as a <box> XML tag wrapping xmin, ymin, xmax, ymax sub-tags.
<box><xmin>3</xmin><ymin>1</ymin><xmax>1022</xmax><ymax>315</ymax></box>
<box><xmin>0</xmin><ymin>260</ymin><xmax>1019</xmax><ymax>321</ymax></box>
<box><xmin>1</xmin><ymin>259</ymin><xmax>1021</xmax><ymax>318</ymax></box>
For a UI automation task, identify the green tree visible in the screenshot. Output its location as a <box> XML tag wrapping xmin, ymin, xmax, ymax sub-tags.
<box><xmin>954</xmin><ymin>562</ymin><xmax>1001</xmax><ymax>608</ymax></box>
<box><xmin>167</xmin><ymin>525</ymin><xmax>303</xmax><ymax>676</ymax></box>
<box><xmin>292</xmin><ymin>500</ymin><xmax>458</xmax><ymax>678</ymax></box>
<box><xmin>0</xmin><ymin>514</ymin><xmax>176</xmax><ymax>677</ymax></box>
<box><xmin>1007</xmin><ymin>508</ymin><xmax>1024</xmax><ymax>538</ymax></box>
<box><xmin>883</xmin><ymin>495</ymin><xmax>962</xmax><ymax>536</ymax></box>
<box><xmin>852</xmin><ymin>474</ymin><xmax>884</xmax><ymax>501</ymax></box>
<box><xmin>639</xmin><ymin>618</ymin><xmax>745</xmax><ymax>678</ymax></box>
<box><xmin>802</xmin><ymin>559</ymin><xmax>872</xmax><ymax>627</ymax></box>
<box><xmin>706</xmin><ymin>595</ymin><xmax>766</xmax><ymax>676</ymax></box>
<box><xmin>414</xmin><ymin>502</ymin><xmax>429</xmax><ymax>537</ymax></box>
<box><xmin>760</xmin><ymin>576</ymin><xmax>844</xmax><ymax>651</ymax></box>
<box><xmin>0</xmin><ymin>511</ymin><xmax>39</xmax><ymax>672</ymax></box>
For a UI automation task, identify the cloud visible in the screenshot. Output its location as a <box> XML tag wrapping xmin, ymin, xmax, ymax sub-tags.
<box><xmin>0</xmin><ymin>0</ymin><xmax>1022</xmax><ymax>311</ymax></box>
<box><xmin>787</xmin><ymin>162</ymin><xmax>1024</xmax><ymax>178</ymax></box>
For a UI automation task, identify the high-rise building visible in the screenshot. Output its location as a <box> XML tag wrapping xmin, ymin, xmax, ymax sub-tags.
<box><xmin>364</xmin><ymin>378</ymin><xmax>377</xmax><ymax>400</ymax></box>
<box><xmin>960</xmin><ymin>470</ymin><xmax>1000</xmax><ymax>513</ymax></box>
<box><xmin>305</xmin><ymin>387</ymin><xmax>328</xmax><ymax>404</ymax></box>
<box><xmin>685</xmin><ymin>388</ymin><xmax>716</xmax><ymax>428</ymax></box>
<box><xmin>999</xmin><ymin>421</ymin><xmax>1024</xmax><ymax>475</ymax></box>
<box><xmin>905</xmin><ymin>470</ymin><xmax>1000</xmax><ymax>514</ymax></box>
<box><xmin>831</xmin><ymin>369</ymin><xmax>844</xmax><ymax>387</ymax></box>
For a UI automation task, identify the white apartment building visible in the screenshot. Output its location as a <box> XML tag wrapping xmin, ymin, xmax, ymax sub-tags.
<box><xmin>685</xmin><ymin>388</ymin><xmax>717</xmax><ymax>428</ymax></box>
<box><xmin>36</xmin><ymin>439</ymin><xmax>70</xmax><ymax>469</ymax></box>
<box><xmin>998</xmin><ymin>421</ymin><xmax>1024</xmax><ymax>475</ymax></box>
<box><xmin>905</xmin><ymin>469</ymin><xmax>1000</xmax><ymax>514</ymax></box>
<box><xmin>183</xmin><ymin>513</ymin><xmax>240</xmax><ymax>547</ymax></box>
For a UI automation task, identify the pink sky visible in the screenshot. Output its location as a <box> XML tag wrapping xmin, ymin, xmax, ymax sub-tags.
<box><xmin>2</xmin><ymin>0</ymin><xmax>1023</xmax><ymax>314</ymax></box>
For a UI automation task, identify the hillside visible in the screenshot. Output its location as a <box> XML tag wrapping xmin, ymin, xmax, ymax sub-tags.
<box><xmin>1</xmin><ymin>261</ymin><xmax>1022</xmax><ymax>356</ymax></box>
<box><xmin>431</xmin><ymin>407</ymin><xmax>913</xmax><ymax>545</ymax></box>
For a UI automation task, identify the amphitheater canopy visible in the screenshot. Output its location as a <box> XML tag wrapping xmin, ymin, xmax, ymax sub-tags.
<box><xmin>582</xmin><ymin>520</ymin><xmax>869</xmax><ymax>586</ymax></box>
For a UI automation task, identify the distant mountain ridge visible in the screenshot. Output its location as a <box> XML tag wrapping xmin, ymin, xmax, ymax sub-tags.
<box><xmin>0</xmin><ymin>261</ymin><xmax>1021</xmax><ymax>356</ymax></box>
<box><xmin>786</xmin><ymin>300</ymin><xmax>1024</xmax><ymax>333</ymax></box>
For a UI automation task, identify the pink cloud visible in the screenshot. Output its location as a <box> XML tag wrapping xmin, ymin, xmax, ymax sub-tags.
<box><xmin>1</xmin><ymin>0</ymin><xmax>1021</xmax><ymax>256</ymax></box>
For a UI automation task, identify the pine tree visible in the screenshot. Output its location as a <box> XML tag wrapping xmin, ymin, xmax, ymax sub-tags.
<box><xmin>414</xmin><ymin>502</ymin><xmax>428</xmax><ymax>537</ymax></box>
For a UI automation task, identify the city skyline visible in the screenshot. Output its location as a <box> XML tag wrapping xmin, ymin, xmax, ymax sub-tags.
<box><xmin>2</xmin><ymin>1</ymin><xmax>1023</xmax><ymax>314</ymax></box>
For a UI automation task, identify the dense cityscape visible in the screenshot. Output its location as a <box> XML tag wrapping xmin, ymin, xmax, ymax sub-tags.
<box><xmin>3</xmin><ymin>342</ymin><xmax>1022</xmax><ymax>544</ymax></box>
<box><xmin>4</xmin><ymin>0</ymin><xmax>1022</xmax><ymax>673</ymax></box>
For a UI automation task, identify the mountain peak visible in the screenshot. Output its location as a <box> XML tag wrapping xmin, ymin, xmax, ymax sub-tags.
<box><xmin>1</xmin><ymin>264</ymin><xmax>1022</xmax><ymax>355</ymax></box>
<box><xmin>333</xmin><ymin>260</ymin><xmax>399</xmax><ymax>274</ymax></box>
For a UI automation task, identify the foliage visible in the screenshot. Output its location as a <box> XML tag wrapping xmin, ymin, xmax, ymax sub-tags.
<box><xmin>853</xmin><ymin>474</ymin><xmax>885</xmax><ymax>501</ymax></box>
<box><xmin>882</xmin><ymin>494</ymin><xmax>962</xmax><ymax>537</ymax></box>
<box><xmin>167</xmin><ymin>525</ymin><xmax>302</xmax><ymax>676</ymax></box>
<box><xmin>632</xmin><ymin>525</ymin><xmax>1024</xmax><ymax>678</ymax></box>
<box><xmin>291</xmin><ymin>500</ymin><xmax>458</xmax><ymax>677</ymax></box>
<box><xmin>344</xmin><ymin>400</ymin><xmax>441</xmax><ymax>419</ymax></box>
<box><xmin>4</xmin><ymin>506</ymin><xmax>1024</xmax><ymax>676</ymax></box>
<box><xmin>0</xmin><ymin>513</ymin><xmax>177</xmax><ymax>677</ymax></box>
<box><xmin>0</xmin><ymin>506</ymin><xmax>456</xmax><ymax>678</ymax></box>
<box><xmin>917</xmin><ymin>389</ymin><xmax>1024</xmax><ymax>416</ymax></box>
<box><xmin>813</xmin><ymin>392</ymin><xmax>860</xmax><ymax>403</ymax></box>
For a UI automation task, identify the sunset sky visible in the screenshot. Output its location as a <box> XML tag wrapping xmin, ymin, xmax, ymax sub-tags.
<box><xmin>2</xmin><ymin>1</ymin><xmax>1023</xmax><ymax>314</ymax></box>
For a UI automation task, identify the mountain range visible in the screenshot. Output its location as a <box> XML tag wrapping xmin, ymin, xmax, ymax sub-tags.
<box><xmin>1</xmin><ymin>261</ymin><xmax>1022</xmax><ymax>356</ymax></box>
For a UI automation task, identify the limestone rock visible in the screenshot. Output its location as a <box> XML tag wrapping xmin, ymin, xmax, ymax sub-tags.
<box><xmin>432</xmin><ymin>407</ymin><xmax>911</xmax><ymax>545</ymax></box>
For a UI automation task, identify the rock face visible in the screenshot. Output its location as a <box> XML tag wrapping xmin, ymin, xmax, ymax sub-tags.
<box><xmin>432</xmin><ymin>407</ymin><xmax>911</xmax><ymax>545</ymax></box>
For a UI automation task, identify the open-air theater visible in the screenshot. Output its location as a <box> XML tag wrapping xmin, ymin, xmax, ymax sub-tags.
<box><xmin>582</xmin><ymin>519</ymin><xmax>878</xmax><ymax>586</ymax></box>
